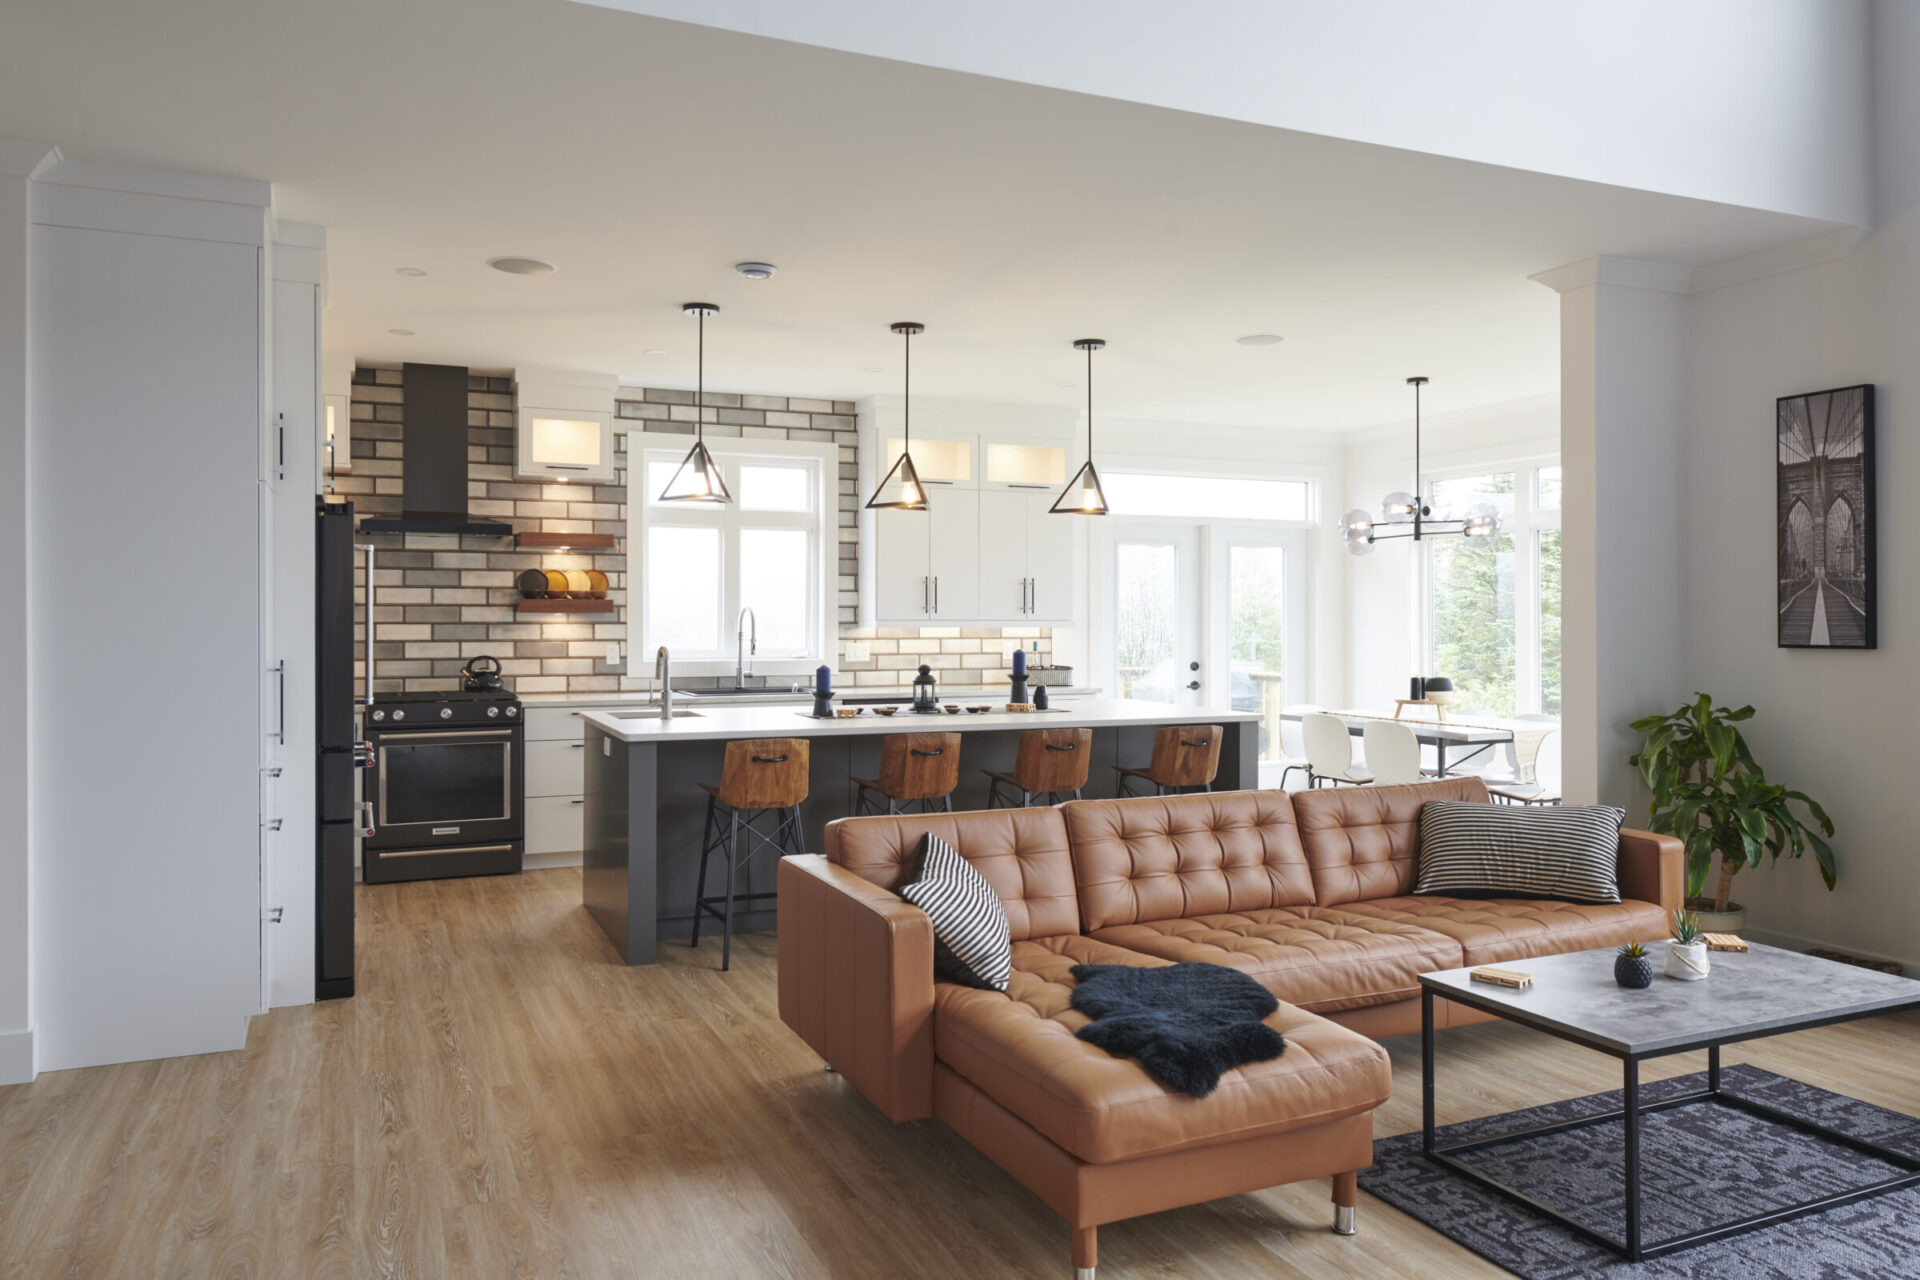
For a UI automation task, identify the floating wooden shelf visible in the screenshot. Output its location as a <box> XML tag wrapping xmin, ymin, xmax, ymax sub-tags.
<box><xmin>516</xmin><ymin>598</ymin><xmax>616</xmax><ymax>614</ymax></box>
<box><xmin>516</xmin><ymin>532</ymin><xmax>617</xmax><ymax>552</ymax></box>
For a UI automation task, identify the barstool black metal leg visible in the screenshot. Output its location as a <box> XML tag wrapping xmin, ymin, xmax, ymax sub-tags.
<box><xmin>692</xmin><ymin>796</ymin><xmax>718</xmax><ymax>947</ymax></box>
<box><xmin>721</xmin><ymin>808</ymin><xmax>740</xmax><ymax>971</ymax></box>
<box><xmin>789</xmin><ymin>804</ymin><xmax>807</xmax><ymax>857</ymax></box>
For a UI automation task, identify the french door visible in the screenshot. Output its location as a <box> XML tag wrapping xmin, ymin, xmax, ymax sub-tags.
<box><xmin>1100</xmin><ymin>522</ymin><xmax>1308</xmax><ymax>778</ymax></box>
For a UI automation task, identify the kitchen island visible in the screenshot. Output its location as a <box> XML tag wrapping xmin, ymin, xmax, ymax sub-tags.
<box><xmin>579</xmin><ymin>698</ymin><xmax>1260</xmax><ymax>964</ymax></box>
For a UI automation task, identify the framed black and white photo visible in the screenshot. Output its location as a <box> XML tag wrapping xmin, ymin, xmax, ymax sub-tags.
<box><xmin>1778</xmin><ymin>384</ymin><xmax>1875</xmax><ymax>649</ymax></box>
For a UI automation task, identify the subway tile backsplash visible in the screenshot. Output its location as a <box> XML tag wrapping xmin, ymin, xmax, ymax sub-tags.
<box><xmin>338</xmin><ymin>365</ymin><xmax>1050</xmax><ymax>696</ymax></box>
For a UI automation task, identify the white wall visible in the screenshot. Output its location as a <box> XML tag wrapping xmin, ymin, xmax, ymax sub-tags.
<box><xmin>27</xmin><ymin>160</ymin><xmax>271</xmax><ymax>1071</ymax></box>
<box><xmin>0</xmin><ymin>140</ymin><xmax>54</xmax><ymax>1084</ymax></box>
<box><xmin>1342</xmin><ymin>395</ymin><xmax>1560</xmax><ymax>711</ymax></box>
<box><xmin>579</xmin><ymin>0</ymin><xmax>1873</xmax><ymax>227</ymax></box>
<box><xmin>1676</xmin><ymin>213</ymin><xmax>1919</xmax><ymax>972</ymax></box>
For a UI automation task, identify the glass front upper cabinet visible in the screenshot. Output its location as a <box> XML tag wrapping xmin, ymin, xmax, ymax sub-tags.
<box><xmin>882</xmin><ymin>435</ymin><xmax>972</xmax><ymax>485</ymax></box>
<box><xmin>514</xmin><ymin>370</ymin><xmax>619</xmax><ymax>483</ymax></box>
<box><xmin>984</xmin><ymin>441</ymin><xmax>1067</xmax><ymax>489</ymax></box>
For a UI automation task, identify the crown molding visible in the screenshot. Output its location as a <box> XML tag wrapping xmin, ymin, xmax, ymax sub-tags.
<box><xmin>1530</xmin><ymin>255</ymin><xmax>1694</xmax><ymax>295</ymax></box>
<box><xmin>0</xmin><ymin>140</ymin><xmax>58</xmax><ymax>179</ymax></box>
<box><xmin>32</xmin><ymin>157</ymin><xmax>269</xmax><ymax>208</ymax></box>
<box><xmin>1688</xmin><ymin>226</ymin><xmax>1865</xmax><ymax>293</ymax></box>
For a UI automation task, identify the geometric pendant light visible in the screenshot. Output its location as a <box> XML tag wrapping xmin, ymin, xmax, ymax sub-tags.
<box><xmin>657</xmin><ymin>302</ymin><xmax>733</xmax><ymax>504</ymax></box>
<box><xmin>1051</xmin><ymin>337</ymin><xmax>1110</xmax><ymax>515</ymax></box>
<box><xmin>865</xmin><ymin>321</ymin><xmax>929</xmax><ymax>511</ymax></box>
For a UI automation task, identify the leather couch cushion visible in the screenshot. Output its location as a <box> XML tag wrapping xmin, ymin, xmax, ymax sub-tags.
<box><xmin>1340</xmin><ymin>894</ymin><xmax>1669</xmax><ymax>966</ymax></box>
<box><xmin>1090</xmin><ymin>908</ymin><xmax>1463</xmax><ymax>1014</ymax></box>
<box><xmin>1292</xmin><ymin>777</ymin><xmax>1490</xmax><ymax>905</ymax></box>
<box><xmin>1062</xmin><ymin>791</ymin><xmax>1315</xmax><ymax>932</ymax></box>
<box><xmin>932</xmin><ymin>936</ymin><xmax>1392</xmax><ymax>1164</ymax></box>
<box><xmin>826</xmin><ymin>807</ymin><xmax>1081</xmax><ymax>942</ymax></box>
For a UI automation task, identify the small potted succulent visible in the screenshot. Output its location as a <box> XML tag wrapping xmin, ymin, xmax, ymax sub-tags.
<box><xmin>1614</xmin><ymin>941</ymin><xmax>1653</xmax><ymax>990</ymax></box>
<box><xmin>1664</xmin><ymin>909</ymin><xmax>1710</xmax><ymax>982</ymax></box>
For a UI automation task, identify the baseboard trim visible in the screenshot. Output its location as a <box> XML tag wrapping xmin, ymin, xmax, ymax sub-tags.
<box><xmin>524</xmin><ymin>850</ymin><xmax>584</xmax><ymax>870</ymax></box>
<box><xmin>1739</xmin><ymin>926</ymin><xmax>1914</xmax><ymax>977</ymax></box>
<box><xmin>0</xmin><ymin>1025</ymin><xmax>35</xmax><ymax>1084</ymax></box>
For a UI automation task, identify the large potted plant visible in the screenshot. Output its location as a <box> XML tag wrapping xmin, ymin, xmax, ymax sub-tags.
<box><xmin>1628</xmin><ymin>694</ymin><xmax>1835</xmax><ymax>932</ymax></box>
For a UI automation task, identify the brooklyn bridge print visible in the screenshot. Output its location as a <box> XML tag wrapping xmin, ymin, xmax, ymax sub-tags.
<box><xmin>1778</xmin><ymin>384</ymin><xmax>1875</xmax><ymax>649</ymax></box>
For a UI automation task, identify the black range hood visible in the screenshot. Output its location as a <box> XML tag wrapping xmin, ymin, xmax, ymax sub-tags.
<box><xmin>359</xmin><ymin>362</ymin><xmax>514</xmax><ymax>537</ymax></box>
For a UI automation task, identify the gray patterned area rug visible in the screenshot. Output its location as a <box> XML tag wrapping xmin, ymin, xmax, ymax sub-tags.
<box><xmin>1359</xmin><ymin>1064</ymin><xmax>1920</xmax><ymax>1279</ymax></box>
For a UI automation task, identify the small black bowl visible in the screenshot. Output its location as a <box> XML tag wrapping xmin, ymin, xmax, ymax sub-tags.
<box><xmin>516</xmin><ymin>568</ymin><xmax>550</xmax><ymax>599</ymax></box>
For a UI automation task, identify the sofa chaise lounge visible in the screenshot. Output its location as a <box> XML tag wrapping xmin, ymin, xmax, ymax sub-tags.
<box><xmin>778</xmin><ymin>777</ymin><xmax>1683</xmax><ymax>1277</ymax></box>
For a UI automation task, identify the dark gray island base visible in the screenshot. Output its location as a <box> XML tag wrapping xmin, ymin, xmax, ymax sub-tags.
<box><xmin>580</xmin><ymin>700</ymin><xmax>1260</xmax><ymax>965</ymax></box>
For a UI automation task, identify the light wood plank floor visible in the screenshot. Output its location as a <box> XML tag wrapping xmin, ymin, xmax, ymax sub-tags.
<box><xmin>3</xmin><ymin>868</ymin><xmax>1916</xmax><ymax>1279</ymax></box>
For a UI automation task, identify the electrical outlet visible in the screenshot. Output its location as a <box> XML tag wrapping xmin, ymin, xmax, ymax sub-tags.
<box><xmin>844</xmin><ymin>640</ymin><xmax>870</xmax><ymax>662</ymax></box>
<box><xmin>606</xmin><ymin>641</ymin><xmax>622</xmax><ymax>666</ymax></box>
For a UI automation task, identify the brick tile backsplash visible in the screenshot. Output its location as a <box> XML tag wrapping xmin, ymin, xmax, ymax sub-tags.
<box><xmin>345</xmin><ymin>367</ymin><xmax>1050</xmax><ymax>695</ymax></box>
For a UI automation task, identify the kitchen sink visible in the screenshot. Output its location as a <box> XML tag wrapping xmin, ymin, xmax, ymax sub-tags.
<box><xmin>678</xmin><ymin>686</ymin><xmax>806</xmax><ymax>699</ymax></box>
<box><xmin>609</xmin><ymin>709</ymin><xmax>704</xmax><ymax>719</ymax></box>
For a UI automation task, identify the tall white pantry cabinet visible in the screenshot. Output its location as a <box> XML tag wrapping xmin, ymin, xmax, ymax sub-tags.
<box><xmin>23</xmin><ymin>157</ymin><xmax>321</xmax><ymax>1075</ymax></box>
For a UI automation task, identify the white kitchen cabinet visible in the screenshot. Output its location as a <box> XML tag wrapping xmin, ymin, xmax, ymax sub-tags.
<box><xmin>526</xmin><ymin>795</ymin><xmax>586</xmax><ymax>856</ymax></box>
<box><xmin>514</xmin><ymin>369</ymin><xmax>619</xmax><ymax>483</ymax></box>
<box><xmin>977</xmin><ymin>489</ymin><xmax>1076</xmax><ymax>623</ymax></box>
<box><xmin>983</xmin><ymin>441</ymin><xmax>1067</xmax><ymax>490</ymax></box>
<box><xmin>526</xmin><ymin>736</ymin><xmax>588</xmax><ymax>797</ymax></box>
<box><xmin>873</xmin><ymin>508</ymin><xmax>933</xmax><ymax>619</ymax></box>
<box><xmin>927</xmin><ymin>492</ymin><xmax>980</xmax><ymax>620</ymax></box>
<box><xmin>882</xmin><ymin>433</ymin><xmax>973</xmax><ymax>487</ymax></box>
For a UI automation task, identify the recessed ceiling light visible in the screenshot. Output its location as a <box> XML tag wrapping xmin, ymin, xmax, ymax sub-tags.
<box><xmin>1236</xmin><ymin>333</ymin><xmax>1285</xmax><ymax>346</ymax></box>
<box><xmin>488</xmin><ymin>256</ymin><xmax>556</xmax><ymax>275</ymax></box>
<box><xmin>395</xmin><ymin>266</ymin><xmax>427</xmax><ymax>277</ymax></box>
<box><xmin>643</xmin><ymin>349</ymin><xmax>668</xmax><ymax>357</ymax></box>
<box><xmin>734</xmin><ymin>261</ymin><xmax>777</xmax><ymax>280</ymax></box>
<box><xmin>863</xmin><ymin>366</ymin><xmax>884</xmax><ymax>374</ymax></box>
<box><xmin>388</xmin><ymin>328</ymin><xmax>415</xmax><ymax>336</ymax></box>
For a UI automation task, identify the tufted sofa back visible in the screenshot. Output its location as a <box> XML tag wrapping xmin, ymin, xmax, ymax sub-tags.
<box><xmin>1290</xmin><ymin>776</ymin><xmax>1490</xmax><ymax>904</ymax></box>
<box><xmin>1060</xmin><ymin>791</ymin><xmax>1315</xmax><ymax>932</ymax></box>
<box><xmin>824</xmin><ymin>806</ymin><xmax>1081</xmax><ymax>942</ymax></box>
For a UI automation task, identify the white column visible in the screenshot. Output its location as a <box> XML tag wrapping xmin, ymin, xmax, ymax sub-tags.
<box><xmin>1533</xmin><ymin>257</ymin><xmax>1690</xmax><ymax>808</ymax></box>
<box><xmin>0</xmin><ymin>140</ymin><xmax>56</xmax><ymax>1084</ymax></box>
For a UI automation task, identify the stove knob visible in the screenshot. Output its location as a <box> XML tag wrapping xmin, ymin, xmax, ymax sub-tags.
<box><xmin>505</xmin><ymin>706</ymin><xmax>518</xmax><ymax>718</ymax></box>
<box><xmin>371</xmin><ymin>709</ymin><xmax>385</xmax><ymax>722</ymax></box>
<box><xmin>392</xmin><ymin>709</ymin><xmax>405</xmax><ymax>721</ymax></box>
<box><xmin>440</xmin><ymin>707</ymin><xmax>453</xmax><ymax>720</ymax></box>
<box><xmin>487</xmin><ymin>705</ymin><xmax>500</xmax><ymax>718</ymax></box>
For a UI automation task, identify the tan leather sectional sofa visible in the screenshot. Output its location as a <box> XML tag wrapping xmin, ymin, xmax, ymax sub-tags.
<box><xmin>778</xmin><ymin>777</ymin><xmax>1682</xmax><ymax>1278</ymax></box>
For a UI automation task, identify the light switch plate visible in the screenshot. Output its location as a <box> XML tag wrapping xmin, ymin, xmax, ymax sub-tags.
<box><xmin>606</xmin><ymin>641</ymin><xmax>622</xmax><ymax>666</ymax></box>
<box><xmin>844</xmin><ymin>640</ymin><xmax>870</xmax><ymax>662</ymax></box>
<box><xmin>603</xmin><ymin>737</ymin><xmax>612</xmax><ymax>757</ymax></box>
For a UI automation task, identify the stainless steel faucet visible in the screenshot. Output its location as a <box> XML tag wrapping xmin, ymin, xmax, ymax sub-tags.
<box><xmin>655</xmin><ymin>646</ymin><xmax>672</xmax><ymax>719</ymax></box>
<box><xmin>735</xmin><ymin>607</ymin><xmax>757</xmax><ymax>685</ymax></box>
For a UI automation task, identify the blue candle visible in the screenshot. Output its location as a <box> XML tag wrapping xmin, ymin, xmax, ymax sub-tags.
<box><xmin>1012</xmin><ymin>647</ymin><xmax>1026</xmax><ymax>676</ymax></box>
<box><xmin>816</xmin><ymin>664</ymin><xmax>832</xmax><ymax>693</ymax></box>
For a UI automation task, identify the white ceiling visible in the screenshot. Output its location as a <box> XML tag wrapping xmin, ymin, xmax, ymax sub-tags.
<box><xmin>0</xmin><ymin>0</ymin><xmax>1838</xmax><ymax>428</ymax></box>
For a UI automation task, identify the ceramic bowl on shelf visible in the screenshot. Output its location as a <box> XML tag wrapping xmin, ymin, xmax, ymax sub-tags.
<box><xmin>543</xmin><ymin>569</ymin><xmax>570</xmax><ymax>597</ymax></box>
<box><xmin>563</xmin><ymin>569</ymin><xmax>592</xmax><ymax>597</ymax></box>
<box><xmin>516</xmin><ymin>568</ymin><xmax>550</xmax><ymax>599</ymax></box>
<box><xmin>585</xmin><ymin>569</ymin><xmax>610</xmax><ymax>598</ymax></box>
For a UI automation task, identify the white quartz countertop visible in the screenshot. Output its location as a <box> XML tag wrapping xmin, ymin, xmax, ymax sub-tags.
<box><xmin>578</xmin><ymin>697</ymin><xmax>1255</xmax><ymax>743</ymax></box>
<box><xmin>519</xmin><ymin>684</ymin><xmax>1099</xmax><ymax>709</ymax></box>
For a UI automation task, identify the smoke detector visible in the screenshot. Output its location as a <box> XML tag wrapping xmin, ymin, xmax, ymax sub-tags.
<box><xmin>488</xmin><ymin>256</ymin><xmax>556</xmax><ymax>276</ymax></box>
<box><xmin>734</xmin><ymin>262</ymin><xmax>778</xmax><ymax>280</ymax></box>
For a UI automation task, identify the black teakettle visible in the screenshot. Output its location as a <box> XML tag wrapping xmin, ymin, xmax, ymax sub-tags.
<box><xmin>461</xmin><ymin>654</ymin><xmax>504</xmax><ymax>691</ymax></box>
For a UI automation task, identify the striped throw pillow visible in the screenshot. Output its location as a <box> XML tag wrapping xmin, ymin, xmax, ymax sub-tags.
<box><xmin>1415</xmin><ymin>800</ymin><xmax>1625</xmax><ymax>904</ymax></box>
<box><xmin>899</xmin><ymin>833</ymin><xmax>1013</xmax><ymax>991</ymax></box>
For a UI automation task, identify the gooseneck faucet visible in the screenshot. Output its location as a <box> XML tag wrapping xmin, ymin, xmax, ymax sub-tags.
<box><xmin>736</xmin><ymin>607</ymin><xmax>757</xmax><ymax>685</ymax></box>
<box><xmin>655</xmin><ymin>646</ymin><xmax>672</xmax><ymax>719</ymax></box>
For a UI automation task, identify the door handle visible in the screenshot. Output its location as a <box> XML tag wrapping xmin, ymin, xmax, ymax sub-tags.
<box><xmin>933</xmin><ymin>576</ymin><xmax>939</xmax><ymax>613</ymax></box>
<box><xmin>922</xmin><ymin>576</ymin><xmax>930</xmax><ymax>614</ymax></box>
<box><xmin>1186</xmin><ymin>681</ymin><xmax>1201</xmax><ymax>691</ymax></box>
<box><xmin>271</xmin><ymin>661</ymin><xmax>286</xmax><ymax>744</ymax></box>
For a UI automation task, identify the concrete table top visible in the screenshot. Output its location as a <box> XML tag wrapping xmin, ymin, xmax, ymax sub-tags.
<box><xmin>1421</xmin><ymin>942</ymin><xmax>1920</xmax><ymax>1058</ymax></box>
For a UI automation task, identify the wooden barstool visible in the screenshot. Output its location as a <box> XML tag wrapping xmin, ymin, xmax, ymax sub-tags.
<box><xmin>853</xmin><ymin>732</ymin><xmax>961</xmax><ymax>815</ymax></box>
<box><xmin>983</xmin><ymin>727</ymin><xmax>1093</xmax><ymax>808</ymax></box>
<box><xmin>691</xmin><ymin>737</ymin><xmax>810</xmax><ymax>971</ymax></box>
<box><xmin>1114</xmin><ymin>724</ymin><xmax>1223</xmax><ymax>797</ymax></box>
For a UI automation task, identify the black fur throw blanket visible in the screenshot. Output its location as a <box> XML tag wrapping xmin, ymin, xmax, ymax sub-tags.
<box><xmin>1068</xmin><ymin>962</ymin><xmax>1286</xmax><ymax>1097</ymax></box>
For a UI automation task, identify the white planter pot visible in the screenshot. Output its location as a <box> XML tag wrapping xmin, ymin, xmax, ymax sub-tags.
<box><xmin>1664</xmin><ymin>940</ymin><xmax>1711</xmax><ymax>981</ymax></box>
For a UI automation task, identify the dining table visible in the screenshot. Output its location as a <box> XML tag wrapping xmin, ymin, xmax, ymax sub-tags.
<box><xmin>1281</xmin><ymin>708</ymin><xmax>1550</xmax><ymax>777</ymax></box>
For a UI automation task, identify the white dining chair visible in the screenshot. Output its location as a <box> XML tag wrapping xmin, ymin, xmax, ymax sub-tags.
<box><xmin>1491</xmin><ymin>728</ymin><xmax>1563</xmax><ymax>804</ymax></box>
<box><xmin>1303</xmin><ymin>713</ymin><xmax>1372</xmax><ymax>787</ymax></box>
<box><xmin>1276</xmin><ymin>704</ymin><xmax>1321</xmax><ymax>790</ymax></box>
<box><xmin>1362</xmin><ymin>720</ymin><xmax>1423</xmax><ymax>786</ymax></box>
<box><xmin>1491</xmin><ymin>712</ymin><xmax>1561</xmax><ymax>781</ymax></box>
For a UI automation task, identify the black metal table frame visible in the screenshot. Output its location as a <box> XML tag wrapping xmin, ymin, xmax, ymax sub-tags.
<box><xmin>1420</xmin><ymin>988</ymin><xmax>1920</xmax><ymax>1261</ymax></box>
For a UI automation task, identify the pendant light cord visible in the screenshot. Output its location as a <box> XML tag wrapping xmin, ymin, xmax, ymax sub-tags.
<box><xmin>1085</xmin><ymin>343</ymin><xmax>1094</xmax><ymax>460</ymax></box>
<box><xmin>696</xmin><ymin>310</ymin><xmax>705</xmax><ymax>446</ymax></box>
<box><xmin>1413</xmin><ymin>377</ymin><xmax>1421</xmax><ymax>527</ymax></box>
<box><xmin>903</xmin><ymin>325</ymin><xmax>911</xmax><ymax>448</ymax></box>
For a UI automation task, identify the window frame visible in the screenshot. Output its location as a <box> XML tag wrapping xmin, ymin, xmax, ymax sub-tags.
<box><xmin>1419</xmin><ymin>457</ymin><xmax>1561</xmax><ymax>717</ymax></box>
<box><xmin>628</xmin><ymin>433</ymin><xmax>837</xmax><ymax>677</ymax></box>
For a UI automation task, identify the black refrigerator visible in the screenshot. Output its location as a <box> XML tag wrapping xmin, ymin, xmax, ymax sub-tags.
<box><xmin>316</xmin><ymin>498</ymin><xmax>362</xmax><ymax>999</ymax></box>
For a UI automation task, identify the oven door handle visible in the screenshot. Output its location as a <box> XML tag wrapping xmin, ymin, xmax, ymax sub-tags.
<box><xmin>373</xmin><ymin>728</ymin><xmax>517</xmax><ymax>741</ymax></box>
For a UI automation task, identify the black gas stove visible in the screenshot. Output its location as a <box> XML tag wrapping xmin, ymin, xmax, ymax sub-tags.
<box><xmin>366</xmin><ymin>688</ymin><xmax>521</xmax><ymax>727</ymax></box>
<box><xmin>361</xmin><ymin>687</ymin><xmax>524</xmax><ymax>883</ymax></box>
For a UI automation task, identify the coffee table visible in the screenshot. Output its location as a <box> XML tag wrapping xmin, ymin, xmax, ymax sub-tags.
<box><xmin>1419</xmin><ymin>943</ymin><xmax>1920</xmax><ymax>1261</ymax></box>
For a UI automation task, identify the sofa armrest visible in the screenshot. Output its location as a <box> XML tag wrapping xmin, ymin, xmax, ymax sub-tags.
<box><xmin>778</xmin><ymin>854</ymin><xmax>935</xmax><ymax>1122</ymax></box>
<box><xmin>1617</xmin><ymin>827</ymin><xmax>1684</xmax><ymax>916</ymax></box>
